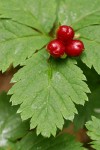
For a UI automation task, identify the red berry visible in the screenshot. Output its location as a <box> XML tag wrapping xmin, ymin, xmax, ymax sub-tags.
<box><xmin>57</xmin><ymin>25</ymin><xmax>74</xmax><ymax>42</ymax></box>
<box><xmin>47</xmin><ymin>39</ymin><xmax>65</xmax><ymax>58</ymax></box>
<box><xmin>65</xmin><ymin>40</ymin><xmax>84</xmax><ymax>57</ymax></box>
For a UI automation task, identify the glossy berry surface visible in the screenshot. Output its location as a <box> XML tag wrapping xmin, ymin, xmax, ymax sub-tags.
<box><xmin>65</xmin><ymin>40</ymin><xmax>84</xmax><ymax>57</ymax></box>
<box><xmin>47</xmin><ymin>39</ymin><xmax>65</xmax><ymax>58</ymax></box>
<box><xmin>57</xmin><ymin>25</ymin><xmax>74</xmax><ymax>42</ymax></box>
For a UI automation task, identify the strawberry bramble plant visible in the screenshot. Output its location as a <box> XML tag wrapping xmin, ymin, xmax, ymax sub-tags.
<box><xmin>0</xmin><ymin>0</ymin><xmax>100</xmax><ymax>149</ymax></box>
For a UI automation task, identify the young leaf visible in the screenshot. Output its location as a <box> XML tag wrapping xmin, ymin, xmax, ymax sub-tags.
<box><xmin>0</xmin><ymin>0</ymin><xmax>57</xmax><ymax>33</ymax></box>
<box><xmin>9</xmin><ymin>49</ymin><xmax>90</xmax><ymax>137</ymax></box>
<box><xmin>0</xmin><ymin>92</ymin><xmax>29</xmax><ymax>149</ymax></box>
<box><xmin>17</xmin><ymin>132</ymin><xmax>85</xmax><ymax>150</ymax></box>
<box><xmin>86</xmin><ymin>116</ymin><xmax>100</xmax><ymax>150</ymax></box>
<box><xmin>0</xmin><ymin>19</ymin><xmax>50</xmax><ymax>72</ymax></box>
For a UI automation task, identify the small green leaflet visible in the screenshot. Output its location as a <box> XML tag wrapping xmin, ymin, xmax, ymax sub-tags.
<box><xmin>0</xmin><ymin>19</ymin><xmax>50</xmax><ymax>72</ymax></box>
<box><xmin>16</xmin><ymin>132</ymin><xmax>85</xmax><ymax>150</ymax></box>
<box><xmin>0</xmin><ymin>92</ymin><xmax>29</xmax><ymax>149</ymax></box>
<box><xmin>9</xmin><ymin>49</ymin><xmax>90</xmax><ymax>137</ymax></box>
<box><xmin>86</xmin><ymin>116</ymin><xmax>100</xmax><ymax>150</ymax></box>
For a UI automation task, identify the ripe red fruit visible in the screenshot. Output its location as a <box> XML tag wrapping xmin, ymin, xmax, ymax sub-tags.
<box><xmin>57</xmin><ymin>25</ymin><xmax>74</xmax><ymax>42</ymax></box>
<box><xmin>47</xmin><ymin>39</ymin><xmax>65</xmax><ymax>58</ymax></box>
<box><xmin>65</xmin><ymin>40</ymin><xmax>84</xmax><ymax>57</ymax></box>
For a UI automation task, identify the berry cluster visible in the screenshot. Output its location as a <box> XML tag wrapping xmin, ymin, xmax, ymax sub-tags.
<box><xmin>46</xmin><ymin>25</ymin><xmax>84</xmax><ymax>58</ymax></box>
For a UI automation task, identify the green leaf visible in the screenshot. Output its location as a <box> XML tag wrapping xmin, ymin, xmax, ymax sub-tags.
<box><xmin>0</xmin><ymin>0</ymin><xmax>56</xmax><ymax>72</ymax></box>
<box><xmin>57</xmin><ymin>0</ymin><xmax>100</xmax><ymax>29</ymax></box>
<box><xmin>77</xmin><ymin>25</ymin><xmax>100</xmax><ymax>74</ymax></box>
<box><xmin>86</xmin><ymin>116</ymin><xmax>100</xmax><ymax>150</ymax></box>
<box><xmin>0</xmin><ymin>92</ymin><xmax>85</xmax><ymax>150</ymax></box>
<box><xmin>17</xmin><ymin>132</ymin><xmax>85</xmax><ymax>150</ymax></box>
<box><xmin>0</xmin><ymin>92</ymin><xmax>29</xmax><ymax>149</ymax></box>
<box><xmin>0</xmin><ymin>0</ymin><xmax>57</xmax><ymax>33</ymax></box>
<box><xmin>74</xmin><ymin>62</ymin><xmax>100</xmax><ymax>129</ymax></box>
<box><xmin>0</xmin><ymin>19</ymin><xmax>50</xmax><ymax>72</ymax></box>
<box><xmin>9</xmin><ymin>49</ymin><xmax>90</xmax><ymax>137</ymax></box>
